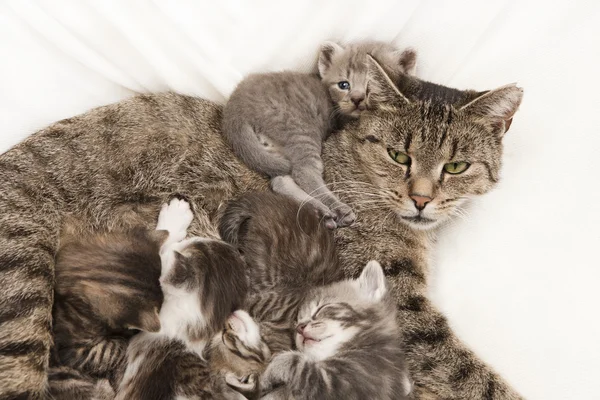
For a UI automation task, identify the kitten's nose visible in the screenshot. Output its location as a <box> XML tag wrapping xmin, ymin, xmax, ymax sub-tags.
<box><xmin>351</xmin><ymin>95</ymin><xmax>364</xmax><ymax>106</ymax></box>
<box><xmin>296</xmin><ymin>323</ymin><xmax>307</xmax><ymax>334</ymax></box>
<box><xmin>409</xmin><ymin>194</ymin><xmax>432</xmax><ymax>211</ymax></box>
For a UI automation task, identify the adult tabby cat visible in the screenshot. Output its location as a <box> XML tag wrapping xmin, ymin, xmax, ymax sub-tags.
<box><xmin>0</xmin><ymin>56</ymin><xmax>523</xmax><ymax>399</ymax></box>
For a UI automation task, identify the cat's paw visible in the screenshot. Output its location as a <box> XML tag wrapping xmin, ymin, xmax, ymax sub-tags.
<box><xmin>156</xmin><ymin>198</ymin><xmax>194</xmax><ymax>242</ymax></box>
<box><xmin>333</xmin><ymin>204</ymin><xmax>355</xmax><ymax>228</ymax></box>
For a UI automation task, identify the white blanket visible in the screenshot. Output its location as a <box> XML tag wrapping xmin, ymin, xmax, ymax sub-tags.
<box><xmin>1</xmin><ymin>1</ymin><xmax>599</xmax><ymax>398</ymax></box>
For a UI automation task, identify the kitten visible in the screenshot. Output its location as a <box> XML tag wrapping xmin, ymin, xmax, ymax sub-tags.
<box><xmin>218</xmin><ymin>191</ymin><xmax>345</xmax><ymax>358</ymax></box>
<box><xmin>52</xmin><ymin>226</ymin><xmax>167</xmax><ymax>385</ymax></box>
<box><xmin>116</xmin><ymin>199</ymin><xmax>268</xmax><ymax>400</ymax></box>
<box><xmin>221</xmin><ymin>41</ymin><xmax>416</xmax><ymax>230</ymax></box>
<box><xmin>259</xmin><ymin>260</ymin><xmax>411</xmax><ymax>400</ymax></box>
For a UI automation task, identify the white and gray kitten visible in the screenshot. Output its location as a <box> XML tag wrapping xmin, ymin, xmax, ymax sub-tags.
<box><xmin>221</xmin><ymin>41</ymin><xmax>416</xmax><ymax>230</ymax></box>
<box><xmin>116</xmin><ymin>199</ymin><xmax>267</xmax><ymax>400</ymax></box>
<box><xmin>259</xmin><ymin>260</ymin><xmax>411</xmax><ymax>400</ymax></box>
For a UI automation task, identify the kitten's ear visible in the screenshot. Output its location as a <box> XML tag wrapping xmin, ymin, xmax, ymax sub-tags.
<box><xmin>357</xmin><ymin>260</ymin><xmax>387</xmax><ymax>301</ymax></box>
<box><xmin>318</xmin><ymin>41</ymin><xmax>344</xmax><ymax>77</ymax></box>
<box><xmin>397</xmin><ymin>48</ymin><xmax>417</xmax><ymax>76</ymax></box>
<box><xmin>459</xmin><ymin>83</ymin><xmax>524</xmax><ymax>135</ymax></box>
<box><xmin>129</xmin><ymin>307</ymin><xmax>161</xmax><ymax>332</ymax></box>
<box><xmin>366</xmin><ymin>55</ymin><xmax>410</xmax><ymax>110</ymax></box>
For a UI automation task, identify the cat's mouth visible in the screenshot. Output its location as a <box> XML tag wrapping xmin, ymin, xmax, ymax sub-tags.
<box><xmin>401</xmin><ymin>215</ymin><xmax>437</xmax><ymax>227</ymax></box>
<box><xmin>298</xmin><ymin>332</ymin><xmax>330</xmax><ymax>346</ymax></box>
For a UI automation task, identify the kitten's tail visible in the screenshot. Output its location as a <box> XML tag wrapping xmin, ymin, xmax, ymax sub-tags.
<box><xmin>218</xmin><ymin>195</ymin><xmax>253</xmax><ymax>248</ymax></box>
<box><xmin>221</xmin><ymin>119</ymin><xmax>291</xmax><ymax>178</ymax></box>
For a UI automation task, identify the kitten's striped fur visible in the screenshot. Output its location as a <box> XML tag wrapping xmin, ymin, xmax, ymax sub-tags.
<box><xmin>0</xmin><ymin>57</ymin><xmax>522</xmax><ymax>398</ymax></box>
<box><xmin>52</xmin><ymin>227</ymin><xmax>165</xmax><ymax>386</ymax></box>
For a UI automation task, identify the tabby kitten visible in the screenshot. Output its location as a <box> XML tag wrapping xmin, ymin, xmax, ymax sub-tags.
<box><xmin>116</xmin><ymin>199</ymin><xmax>264</xmax><ymax>400</ymax></box>
<box><xmin>221</xmin><ymin>41</ymin><xmax>416</xmax><ymax>230</ymax></box>
<box><xmin>218</xmin><ymin>191</ymin><xmax>345</xmax><ymax>359</ymax></box>
<box><xmin>52</xmin><ymin>226</ymin><xmax>166</xmax><ymax>384</ymax></box>
<box><xmin>259</xmin><ymin>260</ymin><xmax>410</xmax><ymax>400</ymax></box>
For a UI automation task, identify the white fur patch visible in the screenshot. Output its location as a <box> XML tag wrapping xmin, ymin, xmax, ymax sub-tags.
<box><xmin>231</xmin><ymin>310</ymin><xmax>262</xmax><ymax>348</ymax></box>
<box><xmin>156</xmin><ymin>198</ymin><xmax>194</xmax><ymax>251</ymax></box>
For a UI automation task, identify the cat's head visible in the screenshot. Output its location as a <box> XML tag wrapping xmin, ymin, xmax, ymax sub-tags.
<box><xmin>295</xmin><ymin>260</ymin><xmax>395</xmax><ymax>361</ymax></box>
<box><xmin>318</xmin><ymin>41</ymin><xmax>417</xmax><ymax>118</ymax></box>
<box><xmin>331</xmin><ymin>56</ymin><xmax>523</xmax><ymax>230</ymax></box>
<box><xmin>209</xmin><ymin>310</ymin><xmax>271</xmax><ymax>374</ymax></box>
<box><xmin>207</xmin><ymin>310</ymin><xmax>271</xmax><ymax>396</ymax></box>
<box><xmin>159</xmin><ymin>238</ymin><xmax>248</xmax><ymax>341</ymax></box>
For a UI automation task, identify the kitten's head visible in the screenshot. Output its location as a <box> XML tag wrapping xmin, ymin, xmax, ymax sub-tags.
<box><xmin>207</xmin><ymin>310</ymin><xmax>271</xmax><ymax>396</ymax></box>
<box><xmin>330</xmin><ymin>56</ymin><xmax>523</xmax><ymax>230</ymax></box>
<box><xmin>295</xmin><ymin>260</ymin><xmax>394</xmax><ymax>361</ymax></box>
<box><xmin>209</xmin><ymin>310</ymin><xmax>271</xmax><ymax>374</ymax></box>
<box><xmin>318</xmin><ymin>41</ymin><xmax>417</xmax><ymax>117</ymax></box>
<box><xmin>160</xmin><ymin>238</ymin><xmax>248</xmax><ymax>341</ymax></box>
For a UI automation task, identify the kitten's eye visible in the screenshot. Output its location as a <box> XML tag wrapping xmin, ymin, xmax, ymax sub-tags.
<box><xmin>387</xmin><ymin>149</ymin><xmax>411</xmax><ymax>165</ymax></box>
<box><xmin>337</xmin><ymin>81</ymin><xmax>350</xmax><ymax>90</ymax></box>
<box><xmin>443</xmin><ymin>162</ymin><xmax>470</xmax><ymax>174</ymax></box>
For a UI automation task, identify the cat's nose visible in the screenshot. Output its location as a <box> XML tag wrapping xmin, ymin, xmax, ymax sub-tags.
<box><xmin>296</xmin><ymin>323</ymin><xmax>307</xmax><ymax>334</ymax></box>
<box><xmin>409</xmin><ymin>194</ymin><xmax>432</xmax><ymax>211</ymax></box>
<box><xmin>351</xmin><ymin>95</ymin><xmax>364</xmax><ymax>105</ymax></box>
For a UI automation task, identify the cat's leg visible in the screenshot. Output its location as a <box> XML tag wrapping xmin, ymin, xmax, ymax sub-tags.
<box><xmin>395</xmin><ymin>293</ymin><xmax>523</xmax><ymax>400</ymax></box>
<box><xmin>289</xmin><ymin>158</ymin><xmax>355</xmax><ymax>227</ymax></box>
<box><xmin>58</xmin><ymin>337</ymin><xmax>128</xmax><ymax>379</ymax></box>
<box><xmin>47</xmin><ymin>366</ymin><xmax>114</xmax><ymax>400</ymax></box>
<box><xmin>271</xmin><ymin>175</ymin><xmax>337</xmax><ymax>229</ymax></box>
<box><xmin>258</xmin><ymin>351</ymin><xmax>303</xmax><ymax>395</ymax></box>
<box><xmin>156</xmin><ymin>197</ymin><xmax>194</xmax><ymax>252</ymax></box>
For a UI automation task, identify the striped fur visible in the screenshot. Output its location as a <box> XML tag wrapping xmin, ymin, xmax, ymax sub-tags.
<box><xmin>52</xmin><ymin>228</ymin><xmax>164</xmax><ymax>386</ymax></box>
<box><xmin>0</xmin><ymin>61</ymin><xmax>522</xmax><ymax>398</ymax></box>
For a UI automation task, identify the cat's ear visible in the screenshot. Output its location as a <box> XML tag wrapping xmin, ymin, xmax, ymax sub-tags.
<box><xmin>357</xmin><ymin>260</ymin><xmax>387</xmax><ymax>301</ymax></box>
<box><xmin>366</xmin><ymin>55</ymin><xmax>410</xmax><ymax>110</ymax></box>
<box><xmin>396</xmin><ymin>48</ymin><xmax>417</xmax><ymax>76</ymax></box>
<box><xmin>318</xmin><ymin>41</ymin><xmax>344</xmax><ymax>77</ymax></box>
<box><xmin>459</xmin><ymin>83</ymin><xmax>524</xmax><ymax>135</ymax></box>
<box><xmin>129</xmin><ymin>307</ymin><xmax>161</xmax><ymax>332</ymax></box>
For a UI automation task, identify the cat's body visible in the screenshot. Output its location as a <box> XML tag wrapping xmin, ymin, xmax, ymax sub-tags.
<box><xmin>222</xmin><ymin>41</ymin><xmax>416</xmax><ymax>229</ymax></box>
<box><xmin>51</xmin><ymin>228</ymin><xmax>165</xmax><ymax>387</ymax></box>
<box><xmin>259</xmin><ymin>260</ymin><xmax>410</xmax><ymax>400</ymax></box>
<box><xmin>218</xmin><ymin>192</ymin><xmax>344</xmax><ymax>357</ymax></box>
<box><xmin>115</xmin><ymin>199</ymin><xmax>267</xmax><ymax>400</ymax></box>
<box><xmin>0</xmin><ymin>58</ymin><xmax>523</xmax><ymax>399</ymax></box>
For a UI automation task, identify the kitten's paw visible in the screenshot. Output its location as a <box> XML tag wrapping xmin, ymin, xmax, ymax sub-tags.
<box><xmin>156</xmin><ymin>198</ymin><xmax>194</xmax><ymax>241</ymax></box>
<box><xmin>333</xmin><ymin>204</ymin><xmax>355</xmax><ymax>228</ymax></box>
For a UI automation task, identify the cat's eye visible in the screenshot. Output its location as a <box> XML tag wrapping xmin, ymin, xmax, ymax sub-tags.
<box><xmin>388</xmin><ymin>149</ymin><xmax>411</xmax><ymax>165</ymax></box>
<box><xmin>443</xmin><ymin>161</ymin><xmax>470</xmax><ymax>174</ymax></box>
<box><xmin>338</xmin><ymin>81</ymin><xmax>350</xmax><ymax>90</ymax></box>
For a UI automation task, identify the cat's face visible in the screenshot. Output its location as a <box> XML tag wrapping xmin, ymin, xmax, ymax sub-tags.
<box><xmin>318</xmin><ymin>41</ymin><xmax>417</xmax><ymax>118</ymax></box>
<box><xmin>216</xmin><ymin>310</ymin><xmax>271</xmax><ymax>374</ymax></box>
<box><xmin>339</xmin><ymin>57</ymin><xmax>523</xmax><ymax>230</ymax></box>
<box><xmin>295</xmin><ymin>261</ymin><xmax>388</xmax><ymax>361</ymax></box>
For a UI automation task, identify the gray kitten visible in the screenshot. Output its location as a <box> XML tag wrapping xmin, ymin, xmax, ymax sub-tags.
<box><xmin>259</xmin><ymin>260</ymin><xmax>410</xmax><ymax>400</ymax></box>
<box><xmin>221</xmin><ymin>41</ymin><xmax>416</xmax><ymax>229</ymax></box>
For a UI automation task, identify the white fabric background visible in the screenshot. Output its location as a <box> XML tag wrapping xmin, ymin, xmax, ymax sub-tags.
<box><xmin>1</xmin><ymin>1</ymin><xmax>599</xmax><ymax>398</ymax></box>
